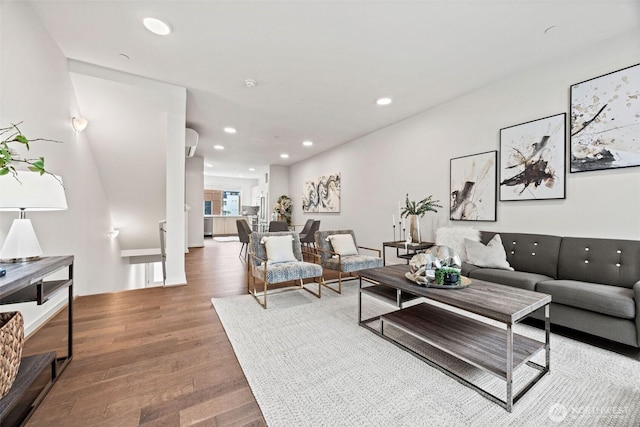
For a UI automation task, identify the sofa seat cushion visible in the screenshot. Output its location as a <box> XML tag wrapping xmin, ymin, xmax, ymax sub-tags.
<box><xmin>469</xmin><ymin>268</ymin><xmax>552</xmax><ymax>291</ymax></box>
<box><xmin>256</xmin><ymin>261</ymin><xmax>322</xmax><ymax>284</ymax></box>
<box><xmin>536</xmin><ymin>280</ymin><xmax>635</xmax><ymax>319</ymax></box>
<box><xmin>323</xmin><ymin>255</ymin><xmax>383</xmax><ymax>273</ymax></box>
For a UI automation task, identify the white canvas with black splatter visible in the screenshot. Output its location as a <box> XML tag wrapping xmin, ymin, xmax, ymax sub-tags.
<box><xmin>450</xmin><ymin>151</ymin><xmax>497</xmax><ymax>221</ymax></box>
<box><xmin>500</xmin><ymin>113</ymin><xmax>566</xmax><ymax>201</ymax></box>
<box><xmin>302</xmin><ymin>173</ymin><xmax>340</xmax><ymax>213</ymax></box>
<box><xmin>571</xmin><ymin>63</ymin><xmax>640</xmax><ymax>172</ymax></box>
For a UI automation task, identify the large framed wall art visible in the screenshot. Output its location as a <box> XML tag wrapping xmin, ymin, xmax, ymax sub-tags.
<box><xmin>302</xmin><ymin>172</ymin><xmax>341</xmax><ymax>213</ymax></box>
<box><xmin>499</xmin><ymin>113</ymin><xmax>566</xmax><ymax>201</ymax></box>
<box><xmin>450</xmin><ymin>151</ymin><xmax>497</xmax><ymax>221</ymax></box>
<box><xmin>570</xmin><ymin>63</ymin><xmax>640</xmax><ymax>172</ymax></box>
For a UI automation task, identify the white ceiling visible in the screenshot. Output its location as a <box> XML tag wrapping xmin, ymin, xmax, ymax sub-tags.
<box><xmin>31</xmin><ymin>1</ymin><xmax>640</xmax><ymax>179</ymax></box>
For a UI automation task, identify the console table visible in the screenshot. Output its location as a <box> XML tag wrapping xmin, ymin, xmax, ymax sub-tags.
<box><xmin>0</xmin><ymin>256</ymin><xmax>74</xmax><ymax>426</ymax></box>
<box><xmin>382</xmin><ymin>241</ymin><xmax>434</xmax><ymax>265</ymax></box>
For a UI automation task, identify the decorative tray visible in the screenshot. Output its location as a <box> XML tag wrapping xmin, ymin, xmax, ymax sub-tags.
<box><xmin>404</xmin><ymin>273</ymin><xmax>471</xmax><ymax>289</ymax></box>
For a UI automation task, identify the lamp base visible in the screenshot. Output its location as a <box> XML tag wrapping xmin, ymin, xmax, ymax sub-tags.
<box><xmin>0</xmin><ymin>218</ymin><xmax>44</xmax><ymax>262</ymax></box>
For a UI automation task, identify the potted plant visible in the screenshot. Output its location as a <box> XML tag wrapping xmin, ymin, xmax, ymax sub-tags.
<box><xmin>273</xmin><ymin>195</ymin><xmax>292</xmax><ymax>226</ymax></box>
<box><xmin>400</xmin><ymin>193</ymin><xmax>442</xmax><ymax>243</ymax></box>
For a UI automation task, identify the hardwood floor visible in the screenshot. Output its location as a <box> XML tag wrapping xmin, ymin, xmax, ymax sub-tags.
<box><xmin>23</xmin><ymin>239</ymin><xmax>266</xmax><ymax>426</ymax></box>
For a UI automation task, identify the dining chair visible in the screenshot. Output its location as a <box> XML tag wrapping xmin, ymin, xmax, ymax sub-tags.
<box><xmin>236</xmin><ymin>219</ymin><xmax>252</xmax><ymax>259</ymax></box>
<box><xmin>300</xmin><ymin>220</ymin><xmax>321</xmax><ymax>251</ymax></box>
<box><xmin>268</xmin><ymin>221</ymin><xmax>289</xmax><ymax>232</ymax></box>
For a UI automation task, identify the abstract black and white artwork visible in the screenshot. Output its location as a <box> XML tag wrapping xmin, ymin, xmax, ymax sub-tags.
<box><xmin>450</xmin><ymin>151</ymin><xmax>497</xmax><ymax>221</ymax></box>
<box><xmin>302</xmin><ymin>172</ymin><xmax>341</xmax><ymax>213</ymax></box>
<box><xmin>500</xmin><ymin>113</ymin><xmax>566</xmax><ymax>201</ymax></box>
<box><xmin>570</xmin><ymin>63</ymin><xmax>640</xmax><ymax>172</ymax></box>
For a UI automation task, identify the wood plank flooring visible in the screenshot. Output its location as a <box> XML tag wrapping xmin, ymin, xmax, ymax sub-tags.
<box><xmin>22</xmin><ymin>239</ymin><xmax>267</xmax><ymax>426</ymax></box>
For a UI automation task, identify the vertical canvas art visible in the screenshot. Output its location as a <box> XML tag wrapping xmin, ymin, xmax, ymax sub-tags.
<box><xmin>302</xmin><ymin>172</ymin><xmax>341</xmax><ymax>213</ymax></box>
<box><xmin>450</xmin><ymin>151</ymin><xmax>497</xmax><ymax>221</ymax></box>
<box><xmin>499</xmin><ymin>113</ymin><xmax>566</xmax><ymax>201</ymax></box>
<box><xmin>570</xmin><ymin>63</ymin><xmax>640</xmax><ymax>172</ymax></box>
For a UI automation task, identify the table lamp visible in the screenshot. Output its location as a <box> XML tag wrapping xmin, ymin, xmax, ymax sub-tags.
<box><xmin>0</xmin><ymin>171</ymin><xmax>68</xmax><ymax>262</ymax></box>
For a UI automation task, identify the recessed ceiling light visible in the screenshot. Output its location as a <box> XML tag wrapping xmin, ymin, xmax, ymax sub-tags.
<box><xmin>376</xmin><ymin>97</ymin><xmax>392</xmax><ymax>106</ymax></box>
<box><xmin>280</xmin><ymin>153</ymin><xmax>289</xmax><ymax>159</ymax></box>
<box><xmin>302</xmin><ymin>140</ymin><xmax>313</xmax><ymax>147</ymax></box>
<box><xmin>143</xmin><ymin>17</ymin><xmax>172</xmax><ymax>36</ymax></box>
<box><xmin>205</xmin><ymin>163</ymin><xmax>213</xmax><ymax>167</ymax></box>
<box><xmin>224</xmin><ymin>127</ymin><xmax>237</xmax><ymax>134</ymax></box>
<box><xmin>248</xmin><ymin>167</ymin><xmax>256</xmax><ymax>171</ymax></box>
<box><xmin>214</xmin><ymin>145</ymin><xmax>224</xmax><ymax>150</ymax></box>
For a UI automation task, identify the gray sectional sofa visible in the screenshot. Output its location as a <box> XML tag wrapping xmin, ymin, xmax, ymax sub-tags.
<box><xmin>461</xmin><ymin>232</ymin><xmax>640</xmax><ymax>348</ymax></box>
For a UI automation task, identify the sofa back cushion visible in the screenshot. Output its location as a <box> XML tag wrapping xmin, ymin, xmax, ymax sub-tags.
<box><xmin>558</xmin><ymin>237</ymin><xmax>640</xmax><ymax>288</ymax></box>
<box><xmin>480</xmin><ymin>231</ymin><xmax>561</xmax><ymax>278</ymax></box>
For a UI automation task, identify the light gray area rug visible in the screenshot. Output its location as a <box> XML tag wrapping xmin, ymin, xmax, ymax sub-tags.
<box><xmin>211</xmin><ymin>284</ymin><xmax>640</xmax><ymax>426</ymax></box>
<box><xmin>213</xmin><ymin>236</ymin><xmax>240</xmax><ymax>242</ymax></box>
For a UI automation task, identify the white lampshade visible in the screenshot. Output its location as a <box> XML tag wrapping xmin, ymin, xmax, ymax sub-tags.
<box><xmin>0</xmin><ymin>172</ymin><xmax>67</xmax><ymax>211</ymax></box>
<box><xmin>0</xmin><ymin>172</ymin><xmax>67</xmax><ymax>261</ymax></box>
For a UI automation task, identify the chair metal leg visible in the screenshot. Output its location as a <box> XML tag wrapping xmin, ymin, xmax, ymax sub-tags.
<box><xmin>322</xmin><ymin>272</ymin><xmax>359</xmax><ymax>294</ymax></box>
<box><xmin>250</xmin><ymin>274</ymin><xmax>268</xmax><ymax>309</ymax></box>
<box><xmin>298</xmin><ymin>278</ymin><xmax>322</xmax><ymax>298</ymax></box>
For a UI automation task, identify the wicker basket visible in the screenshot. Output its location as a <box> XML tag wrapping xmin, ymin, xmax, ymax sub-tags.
<box><xmin>0</xmin><ymin>311</ymin><xmax>24</xmax><ymax>399</ymax></box>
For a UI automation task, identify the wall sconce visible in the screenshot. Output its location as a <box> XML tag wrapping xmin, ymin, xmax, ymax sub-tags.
<box><xmin>71</xmin><ymin>116</ymin><xmax>88</xmax><ymax>132</ymax></box>
<box><xmin>108</xmin><ymin>228</ymin><xmax>120</xmax><ymax>239</ymax></box>
<box><xmin>0</xmin><ymin>172</ymin><xmax>68</xmax><ymax>262</ymax></box>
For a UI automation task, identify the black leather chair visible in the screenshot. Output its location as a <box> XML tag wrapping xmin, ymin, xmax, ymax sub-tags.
<box><xmin>268</xmin><ymin>221</ymin><xmax>289</xmax><ymax>232</ymax></box>
<box><xmin>236</xmin><ymin>219</ymin><xmax>252</xmax><ymax>259</ymax></box>
<box><xmin>299</xmin><ymin>219</ymin><xmax>315</xmax><ymax>235</ymax></box>
<box><xmin>300</xmin><ymin>220</ymin><xmax>320</xmax><ymax>251</ymax></box>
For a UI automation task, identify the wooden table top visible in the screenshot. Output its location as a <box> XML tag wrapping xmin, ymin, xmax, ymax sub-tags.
<box><xmin>359</xmin><ymin>264</ymin><xmax>551</xmax><ymax>323</ymax></box>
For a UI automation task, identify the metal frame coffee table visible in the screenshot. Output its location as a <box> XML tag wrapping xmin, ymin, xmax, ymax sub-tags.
<box><xmin>358</xmin><ymin>264</ymin><xmax>551</xmax><ymax>412</ymax></box>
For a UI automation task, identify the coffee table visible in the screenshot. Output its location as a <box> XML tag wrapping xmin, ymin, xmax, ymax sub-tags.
<box><xmin>358</xmin><ymin>264</ymin><xmax>551</xmax><ymax>412</ymax></box>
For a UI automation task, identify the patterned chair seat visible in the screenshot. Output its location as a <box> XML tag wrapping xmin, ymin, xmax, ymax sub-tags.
<box><xmin>322</xmin><ymin>255</ymin><xmax>383</xmax><ymax>273</ymax></box>
<box><xmin>254</xmin><ymin>261</ymin><xmax>322</xmax><ymax>284</ymax></box>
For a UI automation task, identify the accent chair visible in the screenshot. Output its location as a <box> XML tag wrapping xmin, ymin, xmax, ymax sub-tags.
<box><xmin>247</xmin><ymin>231</ymin><xmax>323</xmax><ymax>308</ymax></box>
<box><xmin>314</xmin><ymin>229</ymin><xmax>383</xmax><ymax>294</ymax></box>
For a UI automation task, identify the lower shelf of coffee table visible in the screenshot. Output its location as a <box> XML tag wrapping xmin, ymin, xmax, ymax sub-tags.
<box><xmin>381</xmin><ymin>302</ymin><xmax>544</xmax><ymax>379</ymax></box>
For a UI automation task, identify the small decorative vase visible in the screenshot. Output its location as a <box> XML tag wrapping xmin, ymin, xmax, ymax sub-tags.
<box><xmin>408</xmin><ymin>215</ymin><xmax>421</xmax><ymax>243</ymax></box>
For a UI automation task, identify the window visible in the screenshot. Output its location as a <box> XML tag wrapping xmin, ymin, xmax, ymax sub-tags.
<box><xmin>222</xmin><ymin>190</ymin><xmax>240</xmax><ymax>216</ymax></box>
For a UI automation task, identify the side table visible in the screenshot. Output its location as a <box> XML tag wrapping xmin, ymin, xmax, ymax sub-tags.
<box><xmin>382</xmin><ymin>241</ymin><xmax>434</xmax><ymax>265</ymax></box>
<box><xmin>0</xmin><ymin>256</ymin><xmax>74</xmax><ymax>426</ymax></box>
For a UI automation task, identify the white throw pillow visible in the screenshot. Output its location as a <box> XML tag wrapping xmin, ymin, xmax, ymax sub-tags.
<box><xmin>435</xmin><ymin>226</ymin><xmax>480</xmax><ymax>262</ymax></box>
<box><xmin>261</xmin><ymin>235</ymin><xmax>297</xmax><ymax>263</ymax></box>
<box><xmin>464</xmin><ymin>234</ymin><xmax>514</xmax><ymax>271</ymax></box>
<box><xmin>327</xmin><ymin>234</ymin><xmax>358</xmax><ymax>256</ymax></box>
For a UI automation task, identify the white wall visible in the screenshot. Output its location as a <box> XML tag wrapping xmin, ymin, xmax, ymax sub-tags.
<box><xmin>269</xmin><ymin>165</ymin><xmax>290</xmax><ymax>220</ymax></box>
<box><xmin>290</xmin><ymin>28</ymin><xmax>640</xmax><ymax>252</ymax></box>
<box><xmin>186</xmin><ymin>156</ymin><xmax>205</xmax><ymax>247</ymax></box>
<box><xmin>0</xmin><ymin>2</ymin><xmax>128</xmax><ymax>334</ymax></box>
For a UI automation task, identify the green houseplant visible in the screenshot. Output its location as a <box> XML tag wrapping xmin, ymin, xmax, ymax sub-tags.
<box><xmin>400</xmin><ymin>193</ymin><xmax>442</xmax><ymax>243</ymax></box>
<box><xmin>1</xmin><ymin>122</ymin><xmax>55</xmax><ymax>178</ymax></box>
